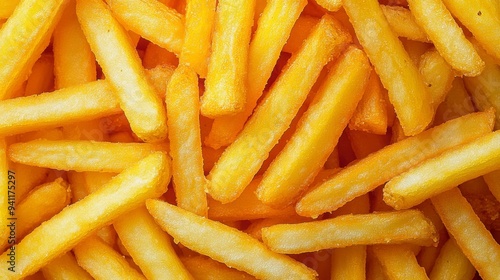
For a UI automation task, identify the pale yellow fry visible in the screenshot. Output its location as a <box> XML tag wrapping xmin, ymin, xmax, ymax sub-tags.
<box><xmin>262</xmin><ymin>210</ymin><xmax>437</xmax><ymax>254</ymax></box>
<box><xmin>205</xmin><ymin>0</ymin><xmax>307</xmax><ymax>148</ymax></box>
<box><xmin>483</xmin><ymin>170</ymin><xmax>500</xmax><ymax>202</ymax></box>
<box><xmin>372</xmin><ymin>245</ymin><xmax>429</xmax><ymax>280</ymax></box>
<box><xmin>77</xmin><ymin>0</ymin><xmax>167</xmax><ymax>142</ymax></box>
<box><xmin>105</xmin><ymin>0</ymin><xmax>184</xmax><ymax>55</ymax></box>
<box><xmin>166</xmin><ymin>65</ymin><xmax>207</xmax><ymax>216</ymax></box>
<box><xmin>41</xmin><ymin>252</ymin><xmax>93</xmax><ymax>280</ymax></box>
<box><xmin>0</xmin><ymin>139</ymin><xmax>8</xmax><ymax>245</ymax></box>
<box><xmin>429</xmin><ymin>238</ymin><xmax>476</xmax><ymax>280</ymax></box>
<box><xmin>0</xmin><ymin>0</ymin><xmax>69</xmax><ymax>100</ymax></box>
<box><xmin>418</xmin><ymin>48</ymin><xmax>455</xmax><ymax>110</ymax></box>
<box><xmin>343</xmin><ymin>0</ymin><xmax>433</xmax><ymax>136</ymax></box>
<box><xmin>200</xmin><ymin>0</ymin><xmax>255</xmax><ymax>118</ymax></box>
<box><xmin>296</xmin><ymin>110</ymin><xmax>495</xmax><ymax>218</ymax></box>
<box><xmin>384</xmin><ymin>130</ymin><xmax>500</xmax><ymax>210</ymax></box>
<box><xmin>113</xmin><ymin>206</ymin><xmax>193</xmax><ymax>280</ymax></box>
<box><xmin>431</xmin><ymin>188</ymin><xmax>500</xmax><ymax>280</ymax></box>
<box><xmin>408</xmin><ymin>0</ymin><xmax>484</xmax><ymax>76</ymax></box>
<box><xmin>256</xmin><ymin>46</ymin><xmax>371</xmax><ymax>208</ymax></box>
<box><xmin>0</xmin><ymin>152</ymin><xmax>170</xmax><ymax>279</ymax></box>
<box><xmin>0</xmin><ymin>0</ymin><xmax>19</xmax><ymax>19</ymax></box>
<box><xmin>381</xmin><ymin>5</ymin><xmax>429</xmax><ymax>42</ymax></box>
<box><xmin>8</xmin><ymin>139</ymin><xmax>165</xmax><ymax>172</ymax></box>
<box><xmin>146</xmin><ymin>199</ymin><xmax>317</xmax><ymax>280</ymax></box>
<box><xmin>207</xmin><ymin>15</ymin><xmax>350</xmax><ymax>203</ymax></box>
<box><xmin>74</xmin><ymin>236</ymin><xmax>146</xmax><ymax>280</ymax></box>
<box><xmin>181</xmin><ymin>256</ymin><xmax>257</xmax><ymax>280</ymax></box>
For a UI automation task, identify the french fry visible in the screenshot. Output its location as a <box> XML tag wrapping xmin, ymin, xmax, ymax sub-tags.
<box><xmin>41</xmin><ymin>252</ymin><xmax>93</xmax><ymax>280</ymax></box>
<box><xmin>408</xmin><ymin>0</ymin><xmax>484</xmax><ymax>76</ymax></box>
<box><xmin>205</xmin><ymin>0</ymin><xmax>307</xmax><ymax>148</ymax></box>
<box><xmin>371</xmin><ymin>245</ymin><xmax>429</xmax><ymax>280</ymax></box>
<box><xmin>366</xmin><ymin>249</ymin><xmax>387</xmax><ymax>280</ymax></box>
<box><xmin>418</xmin><ymin>48</ymin><xmax>455</xmax><ymax>110</ymax></box>
<box><xmin>73</xmin><ymin>236</ymin><xmax>146</xmax><ymax>280</ymax></box>
<box><xmin>8</xmin><ymin>139</ymin><xmax>166</xmax><ymax>173</ymax></box>
<box><xmin>256</xmin><ymin>46</ymin><xmax>370</xmax><ymax>208</ymax></box>
<box><xmin>245</xmin><ymin>215</ymin><xmax>314</xmax><ymax>241</ymax></box>
<box><xmin>0</xmin><ymin>0</ymin><xmax>69</xmax><ymax>100</ymax></box>
<box><xmin>77</xmin><ymin>0</ymin><xmax>168</xmax><ymax>142</ymax></box>
<box><xmin>431</xmin><ymin>188</ymin><xmax>500</xmax><ymax>280</ymax></box>
<box><xmin>200</xmin><ymin>0</ymin><xmax>255</xmax><ymax>118</ymax></box>
<box><xmin>402</xmin><ymin>37</ymin><xmax>432</xmax><ymax>66</ymax></box>
<box><xmin>313</xmin><ymin>0</ymin><xmax>342</xmax><ymax>12</ymax></box>
<box><xmin>296</xmin><ymin>110</ymin><xmax>495</xmax><ymax>218</ymax></box>
<box><xmin>67</xmin><ymin>171</ymin><xmax>88</xmax><ymax>203</ymax></box>
<box><xmin>343</xmin><ymin>0</ymin><xmax>433</xmax><ymax>136</ymax></box>
<box><xmin>181</xmin><ymin>255</ymin><xmax>257</xmax><ymax>280</ymax></box>
<box><xmin>483</xmin><ymin>170</ymin><xmax>500</xmax><ymax>202</ymax></box>
<box><xmin>282</xmin><ymin>15</ymin><xmax>319</xmax><ymax>54</ymax></box>
<box><xmin>24</xmin><ymin>54</ymin><xmax>55</xmax><ymax>96</ymax></box>
<box><xmin>0</xmin><ymin>152</ymin><xmax>170</xmax><ymax>279</ymax></box>
<box><xmin>429</xmin><ymin>238</ymin><xmax>476</xmax><ymax>280</ymax></box>
<box><xmin>9</xmin><ymin>162</ymin><xmax>48</xmax><ymax>202</ymax></box>
<box><xmin>0</xmin><ymin>1</ymin><xmax>19</xmax><ymax>19</ymax></box>
<box><xmin>113</xmin><ymin>206</ymin><xmax>193</xmax><ymax>280</ymax></box>
<box><xmin>434</xmin><ymin>78</ymin><xmax>476</xmax><ymax>125</ymax></box>
<box><xmin>384</xmin><ymin>130</ymin><xmax>500</xmax><ymax>210</ymax></box>
<box><xmin>207</xmin><ymin>15</ymin><xmax>351</xmax><ymax>203</ymax></box>
<box><xmin>166</xmin><ymin>65</ymin><xmax>207</xmax><ymax>216</ymax></box>
<box><xmin>146</xmin><ymin>199</ymin><xmax>318</xmax><ymax>280</ymax></box>
<box><xmin>380</xmin><ymin>5</ymin><xmax>429</xmax><ymax>42</ymax></box>
<box><xmin>105</xmin><ymin>0</ymin><xmax>184</xmax><ymax>55</ymax></box>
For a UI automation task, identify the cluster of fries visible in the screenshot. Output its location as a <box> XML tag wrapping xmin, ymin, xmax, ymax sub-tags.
<box><xmin>0</xmin><ymin>0</ymin><xmax>500</xmax><ymax>279</ymax></box>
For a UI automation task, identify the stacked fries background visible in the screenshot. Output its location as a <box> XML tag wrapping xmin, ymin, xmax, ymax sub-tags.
<box><xmin>0</xmin><ymin>0</ymin><xmax>500</xmax><ymax>279</ymax></box>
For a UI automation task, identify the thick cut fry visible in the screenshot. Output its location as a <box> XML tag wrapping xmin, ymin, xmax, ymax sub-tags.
<box><xmin>0</xmin><ymin>152</ymin><xmax>170</xmax><ymax>279</ymax></box>
<box><xmin>166</xmin><ymin>65</ymin><xmax>207</xmax><ymax>216</ymax></box>
<box><xmin>262</xmin><ymin>210</ymin><xmax>437</xmax><ymax>254</ymax></box>
<box><xmin>147</xmin><ymin>199</ymin><xmax>317</xmax><ymax>280</ymax></box>
<box><xmin>200</xmin><ymin>0</ymin><xmax>255</xmax><ymax>118</ymax></box>
<box><xmin>74</xmin><ymin>236</ymin><xmax>146</xmax><ymax>280</ymax></box>
<box><xmin>8</xmin><ymin>139</ymin><xmax>166</xmax><ymax>172</ymax></box>
<box><xmin>0</xmin><ymin>0</ymin><xmax>69</xmax><ymax>100</ymax></box>
<box><xmin>371</xmin><ymin>245</ymin><xmax>429</xmax><ymax>280</ymax></box>
<box><xmin>180</xmin><ymin>0</ymin><xmax>216</xmax><ymax>77</ymax></box>
<box><xmin>205</xmin><ymin>0</ymin><xmax>307</xmax><ymax>148</ymax></box>
<box><xmin>429</xmin><ymin>238</ymin><xmax>476</xmax><ymax>280</ymax></box>
<box><xmin>434</xmin><ymin>78</ymin><xmax>475</xmax><ymax>125</ymax></box>
<box><xmin>418</xmin><ymin>48</ymin><xmax>455</xmax><ymax>110</ymax></box>
<box><xmin>381</xmin><ymin>5</ymin><xmax>429</xmax><ymax>42</ymax></box>
<box><xmin>113</xmin><ymin>206</ymin><xmax>193</xmax><ymax>280</ymax></box>
<box><xmin>181</xmin><ymin>256</ymin><xmax>257</xmax><ymax>280</ymax></box>
<box><xmin>483</xmin><ymin>170</ymin><xmax>500</xmax><ymax>202</ymax></box>
<box><xmin>24</xmin><ymin>54</ymin><xmax>54</xmax><ymax>96</ymax></box>
<box><xmin>282</xmin><ymin>15</ymin><xmax>319</xmax><ymax>54</ymax></box>
<box><xmin>77</xmin><ymin>0</ymin><xmax>167</xmax><ymax>142</ymax></box>
<box><xmin>296</xmin><ymin>110</ymin><xmax>495</xmax><ymax>218</ymax></box>
<box><xmin>384</xmin><ymin>131</ymin><xmax>500</xmax><ymax>210</ymax></box>
<box><xmin>256</xmin><ymin>46</ymin><xmax>370</xmax><ymax>208</ymax></box>
<box><xmin>207</xmin><ymin>15</ymin><xmax>350</xmax><ymax>203</ymax></box>
<box><xmin>408</xmin><ymin>0</ymin><xmax>484</xmax><ymax>76</ymax></box>
<box><xmin>41</xmin><ymin>252</ymin><xmax>93</xmax><ymax>280</ymax></box>
<box><xmin>431</xmin><ymin>188</ymin><xmax>500</xmax><ymax>280</ymax></box>
<box><xmin>105</xmin><ymin>0</ymin><xmax>184</xmax><ymax>55</ymax></box>
<box><xmin>343</xmin><ymin>0</ymin><xmax>433</xmax><ymax>136</ymax></box>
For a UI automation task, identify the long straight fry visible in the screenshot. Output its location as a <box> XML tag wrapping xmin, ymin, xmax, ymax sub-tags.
<box><xmin>296</xmin><ymin>110</ymin><xmax>494</xmax><ymax>218</ymax></box>
<box><xmin>207</xmin><ymin>15</ymin><xmax>350</xmax><ymax>203</ymax></box>
<box><xmin>380</xmin><ymin>5</ymin><xmax>429</xmax><ymax>42</ymax></box>
<box><xmin>371</xmin><ymin>245</ymin><xmax>429</xmax><ymax>280</ymax></box>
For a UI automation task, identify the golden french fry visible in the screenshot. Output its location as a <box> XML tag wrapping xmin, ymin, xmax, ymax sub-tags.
<box><xmin>434</xmin><ymin>78</ymin><xmax>476</xmax><ymax>125</ymax></box>
<box><xmin>296</xmin><ymin>110</ymin><xmax>495</xmax><ymax>218</ymax></box>
<box><xmin>431</xmin><ymin>188</ymin><xmax>500</xmax><ymax>280</ymax></box>
<box><xmin>24</xmin><ymin>54</ymin><xmax>54</xmax><ymax>96</ymax></box>
<box><xmin>429</xmin><ymin>238</ymin><xmax>476</xmax><ymax>280</ymax></box>
<box><xmin>41</xmin><ymin>252</ymin><xmax>93</xmax><ymax>280</ymax></box>
<box><xmin>245</xmin><ymin>215</ymin><xmax>314</xmax><ymax>241</ymax></box>
<box><xmin>262</xmin><ymin>210</ymin><xmax>437</xmax><ymax>254</ymax></box>
<box><xmin>0</xmin><ymin>152</ymin><xmax>170</xmax><ymax>279</ymax></box>
<box><xmin>146</xmin><ymin>199</ymin><xmax>318</xmax><ymax>280</ymax></box>
<box><xmin>77</xmin><ymin>0</ymin><xmax>167</xmax><ymax>142</ymax></box>
<box><xmin>384</xmin><ymin>130</ymin><xmax>500</xmax><ymax>210</ymax></box>
<box><xmin>0</xmin><ymin>0</ymin><xmax>69</xmax><ymax>100</ymax></box>
<box><xmin>166</xmin><ymin>65</ymin><xmax>207</xmax><ymax>216</ymax></box>
<box><xmin>181</xmin><ymin>255</ymin><xmax>257</xmax><ymax>280</ymax></box>
<box><xmin>0</xmin><ymin>1</ymin><xmax>19</xmax><ymax>19</ymax></box>
<box><xmin>256</xmin><ymin>46</ymin><xmax>370</xmax><ymax>208</ymax></box>
<box><xmin>483</xmin><ymin>170</ymin><xmax>500</xmax><ymax>202</ymax></box>
<box><xmin>200</xmin><ymin>0</ymin><xmax>255</xmax><ymax>118</ymax></box>
<box><xmin>313</xmin><ymin>0</ymin><xmax>341</xmax><ymax>11</ymax></box>
<box><xmin>343</xmin><ymin>0</ymin><xmax>433</xmax><ymax>136</ymax></box>
<box><xmin>282</xmin><ymin>15</ymin><xmax>319</xmax><ymax>54</ymax></box>
<box><xmin>207</xmin><ymin>15</ymin><xmax>351</xmax><ymax>203</ymax></box>
<box><xmin>380</xmin><ymin>5</ymin><xmax>429</xmax><ymax>42</ymax></box>
<box><xmin>371</xmin><ymin>245</ymin><xmax>429</xmax><ymax>280</ymax></box>
<box><xmin>418</xmin><ymin>48</ymin><xmax>455</xmax><ymax>110</ymax></box>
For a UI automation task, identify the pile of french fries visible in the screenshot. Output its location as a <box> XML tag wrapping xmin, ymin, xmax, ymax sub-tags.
<box><xmin>0</xmin><ymin>0</ymin><xmax>499</xmax><ymax>279</ymax></box>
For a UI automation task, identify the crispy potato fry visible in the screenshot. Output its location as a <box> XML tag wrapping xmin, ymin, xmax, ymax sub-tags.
<box><xmin>0</xmin><ymin>152</ymin><xmax>170</xmax><ymax>279</ymax></box>
<box><xmin>207</xmin><ymin>15</ymin><xmax>351</xmax><ymax>203</ymax></box>
<box><xmin>205</xmin><ymin>0</ymin><xmax>307</xmax><ymax>148</ymax></box>
<box><xmin>343</xmin><ymin>0</ymin><xmax>433</xmax><ymax>136</ymax></box>
<box><xmin>181</xmin><ymin>255</ymin><xmax>256</xmax><ymax>280</ymax></box>
<box><xmin>74</xmin><ymin>236</ymin><xmax>146</xmax><ymax>280</ymax></box>
<box><xmin>41</xmin><ymin>252</ymin><xmax>93</xmax><ymax>280</ymax></box>
<box><xmin>77</xmin><ymin>0</ymin><xmax>167</xmax><ymax>142</ymax></box>
<box><xmin>381</xmin><ymin>5</ymin><xmax>429</xmax><ymax>42</ymax></box>
<box><xmin>256</xmin><ymin>46</ymin><xmax>370</xmax><ymax>208</ymax></box>
<box><xmin>418</xmin><ymin>48</ymin><xmax>455</xmax><ymax>110</ymax></box>
<box><xmin>297</xmin><ymin>110</ymin><xmax>495</xmax><ymax>218</ymax></box>
<box><xmin>371</xmin><ymin>245</ymin><xmax>429</xmax><ymax>280</ymax></box>
<box><xmin>0</xmin><ymin>0</ymin><xmax>68</xmax><ymax>100</ymax></box>
<box><xmin>105</xmin><ymin>0</ymin><xmax>184</xmax><ymax>55</ymax></box>
<box><xmin>24</xmin><ymin>54</ymin><xmax>54</xmax><ymax>96</ymax></box>
<box><xmin>166</xmin><ymin>65</ymin><xmax>207</xmax><ymax>216</ymax></box>
<box><xmin>384</xmin><ymin>130</ymin><xmax>500</xmax><ymax>210</ymax></box>
<box><xmin>113</xmin><ymin>206</ymin><xmax>193</xmax><ymax>280</ymax></box>
<box><xmin>245</xmin><ymin>215</ymin><xmax>314</xmax><ymax>241</ymax></box>
<box><xmin>431</xmin><ymin>188</ymin><xmax>500</xmax><ymax>280</ymax></box>
<box><xmin>8</xmin><ymin>139</ymin><xmax>166</xmax><ymax>172</ymax></box>
<box><xmin>282</xmin><ymin>15</ymin><xmax>319</xmax><ymax>54</ymax></box>
<box><xmin>146</xmin><ymin>199</ymin><xmax>318</xmax><ymax>280</ymax></box>
<box><xmin>200</xmin><ymin>0</ymin><xmax>255</xmax><ymax>118</ymax></box>
<box><xmin>408</xmin><ymin>0</ymin><xmax>484</xmax><ymax>76</ymax></box>
<box><xmin>483</xmin><ymin>170</ymin><xmax>500</xmax><ymax>202</ymax></box>
<box><xmin>434</xmin><ymin>78</ymin><xmax>476</xmax><ymax>125</ymax></box>
<box><xmin>429</xmin><ymin>238</ymin><xmax>476</xmax><ymax>280</ymax></box>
